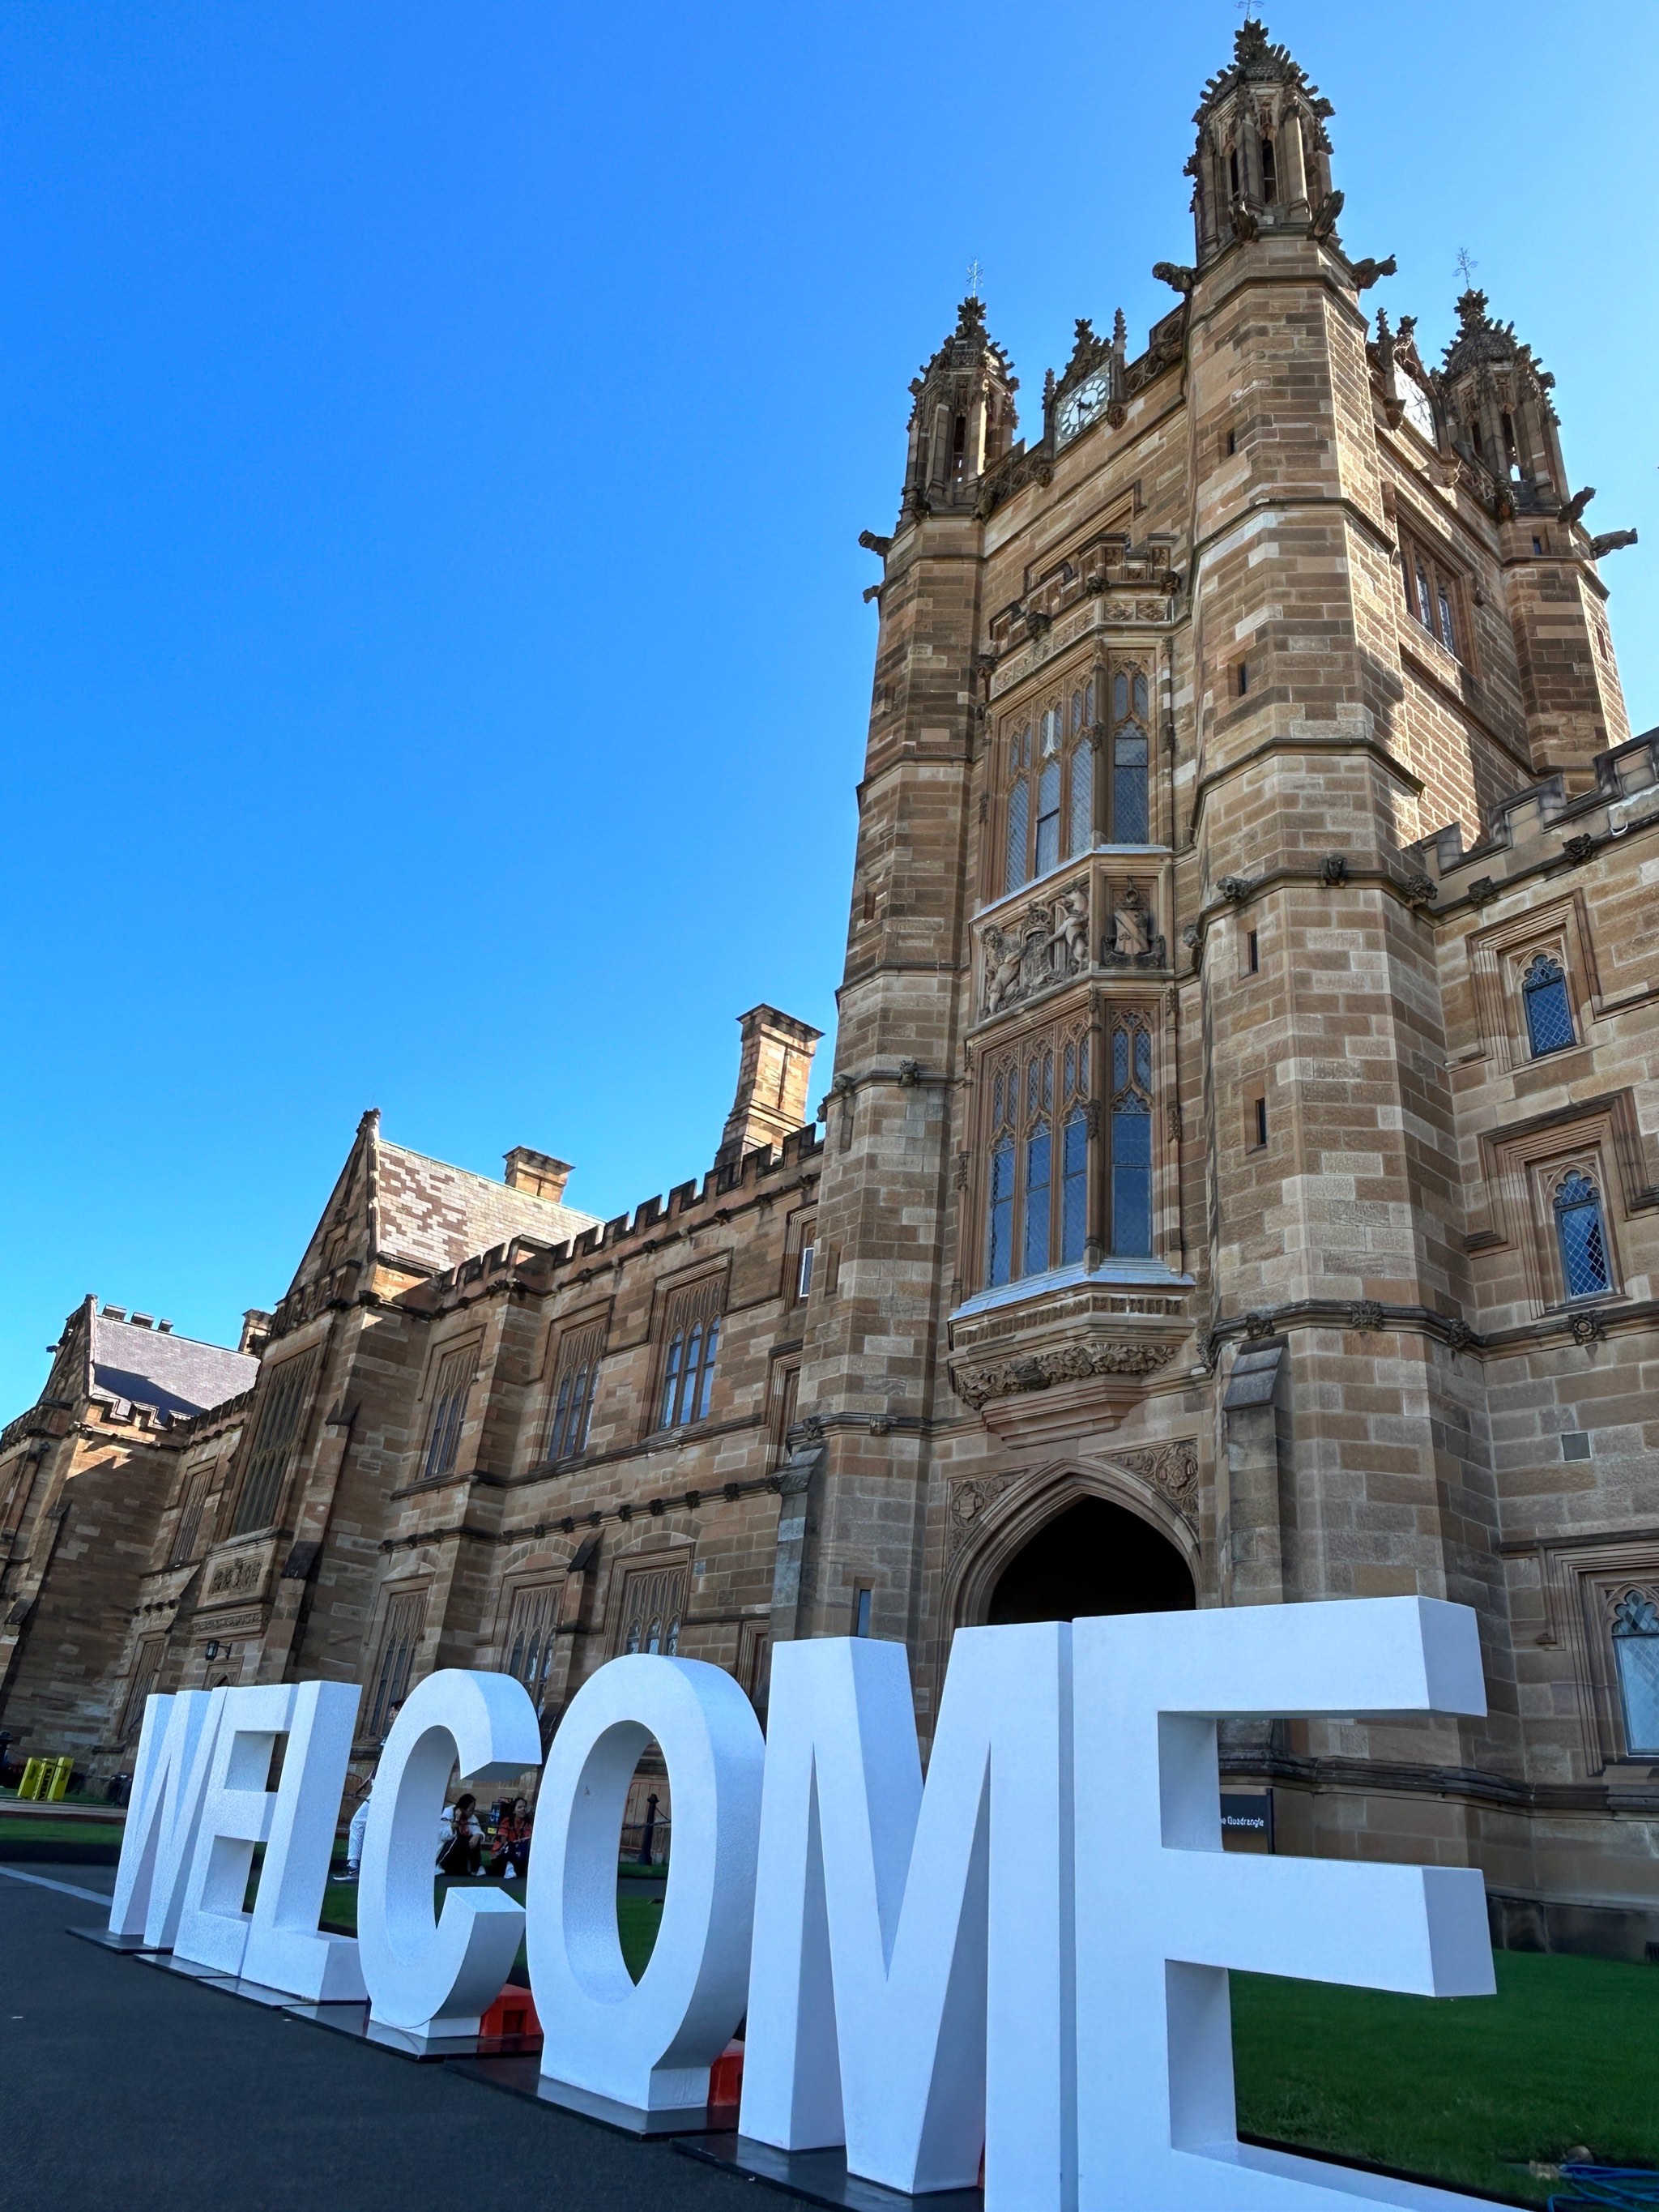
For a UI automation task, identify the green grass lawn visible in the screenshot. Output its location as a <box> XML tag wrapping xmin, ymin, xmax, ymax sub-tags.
<box><xmin>232</xmin><ymin>1856</ymin><xmax>1659</xmax><ymax>2203</ymax></box>
<box><xmin>314</xmin><ymin>1874</ymin><xmax>665</xmax><ymax>1988</ymax></box>
<box><xmin>1232</xmin><ymin>1952</ymin><xmax>1659</xmax><ymax>2205</ymax></box>
<box><xmin>0</xmin><ymin>1813</ymin><xmax>123</xmax><ymax>1847</ymax></box>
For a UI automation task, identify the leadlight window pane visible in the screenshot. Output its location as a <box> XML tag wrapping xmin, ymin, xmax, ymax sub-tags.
<box><xmin>680</xmin><ymin>1322</ymin><xmax>705</xmax><ymax>1424</ymax></box>
<box><xmin>232</xmin><ymin>1350</ymin><xmax>318</xmax><ymax>1535</ymax></box>
<box><xmin>1113</xmin><ymin>672</ymin><xmax>1128</xmax><ymax>720</ymax></box>
<box><xmin>1006</xmin><ymin>775</ymin><xmax>1030</xmax><ymax>891</ymax></box>
<box><xmin>1111</xmin><ymin>1099</ymin><xmax>1154</xmax><ymax>1257</ymax></box>
<box><xmin>1614</xmin><ymin>1594</ymin><xmax>1659</xmax><ymax>1755</ymax></box>
<box><xmin>421</xmin><ymin>1347</ymin><xmax>473</xmax><ymax>1483</ymax></box>
<box><xmin>1069</xmin><ymin>737</ymin><xmax>1094</xmax><ymax>856</ymax></box>
<box><xmin>1555</xmin><ymin>1172</ymin><xmax>1611</xmax><ymax>1298</ymax></box>
<box><xmin>1024</xmin><ymin>1127</ymin><xmax>1052</xmax><ymax>1276</ymax></box>
<box><xmin>1035</xmin><ymin>760</ymin><xmax>1061</xmax><ymax>875</ymax></box>
<box><xmin>660</xmin><ymin>1334</ymin><xmax>683</xmax><ymax>1428</ymax></box>
<box><xmin>1523</xmin><ymin>954</ymin><xmax>1575</xmax><ymax>1056</ymax></box>
<box><xmin>1061</xmin><ymin>1109</ymin><xmax>1089</xmax><ymax>1264</ymax></box>
<box><xmin>1072</xmin><ymin>690</ymin><xmax>1083</xmax><ymax>733</ymax></box>
<box><xmin>366</xmin><ymin>1591</ymin><xmax>424</xmax><ymax>1740</ymax></box>
<box><xmin>1114</xmin><ymin>727</ymin><xmax>1149</xmax><ymax>843</ymax></box>
<box><xmin>1437</xmin><ymin>586</ymin><xmax>1457</xmax><ymax>656</ymax></box>
<box><xmin>1134</xmin><ymin>1028</ymin><xmax>1152</xmax><ymax>1090</ymax></box>
<box><xmin>1113</xmin><ymin>1029</ymin><xmax>1129</xmax><ymax>1091</ymax></box>
<box><xmin>1085</xmin><ymin>677</ymin><xmax>1096</xmax><ymax>722</ymax></box>
<box><xmin>697</xmin><ymin>1317</ymin><xmax>721</xmax><ymax>1420</ymax></box>
<box><xmin>987</xmin><ymin>1137</ymin><xmax>1015</xmax><ymax>1285</ymax></box>
<box><xmin>1132</xmin><ymin>673</ymin><xmax>1149</xmax><ymax>720</ymax></box>
<box><xmin>1415</xmin><ymin>562</ymin><xmax>1433</xmax><ymax>629</ymax></box>
<box><xmin>548</xmin><ymin>1373</ymin><xmax>573</xmax><ymax>1458</ymax></box>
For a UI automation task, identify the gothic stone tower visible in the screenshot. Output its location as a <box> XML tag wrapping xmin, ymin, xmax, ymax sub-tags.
<box><xmin>793</xmin><ymin>16</ymin><xmax>1659</xmax><ymax>1928</ymax></box>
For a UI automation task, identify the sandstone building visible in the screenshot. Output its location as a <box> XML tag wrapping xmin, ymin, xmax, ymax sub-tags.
<box><xmin>3</xmin><ymin>21</ymin><xmax>1657</xmax><ymax>1956</ymax></box>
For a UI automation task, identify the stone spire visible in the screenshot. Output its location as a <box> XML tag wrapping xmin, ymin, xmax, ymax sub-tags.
<box><xmin>899</xmin><ymin>295</ymin><xmax>1018</xmax><ymax>521</ymax></box>
<box><xmin>1186</xmin><ymin>18</ymin><xmax>1341</xmax><ymax>267</ymax></box>
<box><xmin>1438</xmin><ymin>287</ymin><xmax>1568</xmax><ymax>511</ymax></box>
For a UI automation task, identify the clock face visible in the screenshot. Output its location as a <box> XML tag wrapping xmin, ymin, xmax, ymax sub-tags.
<box><xmin>1400</xmin><ymin>373</ymin><xmax>1437</xmax><ymax>446</ymax></box>
<box><xmin>1058</xmin><ymin>369</ymin><xmax>1111</xmax><ymax>445</ymax></box>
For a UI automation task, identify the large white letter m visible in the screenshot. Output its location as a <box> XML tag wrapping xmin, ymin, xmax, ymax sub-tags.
<box><xmin>740</xmin><ymin>1625</ymin><xmax>1069</xmax><ymax>2209</ymax></box>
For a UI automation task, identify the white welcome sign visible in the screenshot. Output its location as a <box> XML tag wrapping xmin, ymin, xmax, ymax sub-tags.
<box><xmin>109</xmin><ymin>1597</ymin><xmax>1498</xmax><ymax>2210</ymax></box>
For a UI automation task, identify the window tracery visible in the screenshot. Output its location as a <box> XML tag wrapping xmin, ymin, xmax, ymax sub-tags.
<box><xmin>545</xmin><ymin>1322</ymin><xmax>603</xmax><ymax>1462</ymax></box>
<box><xmin>656</xmin><ymin>1278</ymin><xmax>724</xmax><ymax>1429</ymax></box>
<box><xmin>998</xmin><ymin>662</ymin><xmax>1154</xmax><ymax>897</ymax></box>
<box><xmin>982</xmin><ymin>1009</ymin><xmax>1157</xmax><ymax>1289</ymax></box>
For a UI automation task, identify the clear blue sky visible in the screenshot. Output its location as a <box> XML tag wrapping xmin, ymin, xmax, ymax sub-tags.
<box><xmin>2</xmin><ymin>2</ymin><xmax>1656</xmax><ymax>1412</ymax></box>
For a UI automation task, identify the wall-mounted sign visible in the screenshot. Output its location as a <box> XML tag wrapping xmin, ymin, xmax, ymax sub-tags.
<box><xmin>1219</xmin><ymin>1791</ymin><xmax>1273</xmax><ymax>1848</ymax></box>
<box><xmin>110</xmin><ymin>1597</ymin><xmax>1499</xmax><ymax>2210</ymax></box>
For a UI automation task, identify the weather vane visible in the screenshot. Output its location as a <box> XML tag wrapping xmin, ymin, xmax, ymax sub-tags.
<box><xmin>1455</xmin><ymin>246</ymin><xmax>1478</xmax><ymax>288</ymax></box>
<box><xmin>966</xmin><ymin>258</ymin><xmax>983</xmax><ymax>300</ymax></box>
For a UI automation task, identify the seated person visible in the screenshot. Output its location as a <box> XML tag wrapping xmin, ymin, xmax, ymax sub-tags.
<box><xmin>437</xmin><ymin>1791</ymin><xmax>484</xmax><ymax>1877</ymax></box>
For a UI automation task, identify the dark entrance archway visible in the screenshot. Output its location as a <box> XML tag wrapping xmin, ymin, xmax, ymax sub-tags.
<box><xmin>986</xmin><ymin>1496</ymin><xmax>1195</xmax><ymax>1623</ymax></box>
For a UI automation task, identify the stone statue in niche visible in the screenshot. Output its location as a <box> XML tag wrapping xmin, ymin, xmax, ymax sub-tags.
<box><xmin>1111</xmin><ymin>887</ymin><xmax>1151</xmax><ymax>959</ymax></box>
<box><xmin>1050</xmin><ymin>885</ymin><xmax>1090</xmax><ymax>976</ymax></box>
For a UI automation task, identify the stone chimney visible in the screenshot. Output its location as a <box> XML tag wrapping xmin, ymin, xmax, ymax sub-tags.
<box><xmin>239</xmin><ymin>1309</ymin><xmax>274</xmax><ymax>1358</ymax></box>
<box><xmin>504</xmin><ymin>1147</ymin><xmax>574</xmax><ymax>1203</ymax></box>
<box><xmin>716</xmin><ymin>1006</ymin><xmax>823</xmax><ymax>1168</ymax></box>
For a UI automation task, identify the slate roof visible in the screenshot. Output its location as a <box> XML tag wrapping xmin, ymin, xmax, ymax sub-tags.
<box><xmin>88</xmin><ymin>1311</ymin><xmax>258</xmax><ymax>1425</ymax></box>
<box><xmin>374</xmin><ymin>1140</ymin><xmax>601</xmax><ymax>1276</ymax></box>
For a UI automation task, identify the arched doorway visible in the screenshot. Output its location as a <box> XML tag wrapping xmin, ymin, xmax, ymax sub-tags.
<box><xmin>986</xmin><ymin>1496</ymin><xmax>1195</xmax><ymax>1623</ymax></box>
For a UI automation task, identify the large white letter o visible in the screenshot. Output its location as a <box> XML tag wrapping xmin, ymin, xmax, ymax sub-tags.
<box><xmin>527</xmin><ymin>1653</ymin><xmax>764</xmax><ymax>2111</ymax></box>
<box><xmin>357</xmin><ymin>1668</ymin><xmax>543</xmax><ymax>2036</ymax></box>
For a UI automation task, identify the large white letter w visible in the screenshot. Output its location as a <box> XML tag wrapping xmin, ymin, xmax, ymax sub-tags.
<box><xmin>740</xmin><ymin>1625</ymin><xmax>1070</xmax><ymax>2210</ymax></box>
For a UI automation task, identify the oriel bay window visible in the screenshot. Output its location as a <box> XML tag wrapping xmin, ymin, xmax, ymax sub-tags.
<box><xmin>983</xmin><ymin>1008</ymin><xmax>1158</xmax><ymax>1289</ymax></box>
<box><xmin>1000</xmin><ymin>661</ymin><xmax>1154</xmax><ymax>896</ymax></box>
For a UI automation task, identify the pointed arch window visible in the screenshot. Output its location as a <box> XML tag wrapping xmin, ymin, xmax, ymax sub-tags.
<box><xmin>1108</xmin><ymin>1018</ymin><xmax>1155</xmax><ymax>1258</ymax></box>
<box><xmin>1522</xmin><ymin>953</ymin><xmax>1575</xmax><ymax>1057</ymax></box>
<box><xmin>1035</xmin><ymin>719</ymin><xmax>1062</xmax><ymax>877</ymax></box>
<box><xmin>983</xmin><ymin>1019</ymin><xmax>1090</xmax><ymax>1287</ymax></box>
<box><xmin>545</xmin><ymin>1322</ymin><xmax>604</xmax><ymax>1462</ymax></box>
<box><xmin>1555</xmin><ymin>1170</ymin><xmax>1612</xmax><ymax>1299</ymax></box>
<box><xmin>505</xmin><ymin>1581</ymin><xmax>561</xmax><ymax>1712</ymax></box>
<box><xmin>231</xmin><ymin>1347</ymin><xmax>319</xmax><ymax>1535</ymax></box>
<box><xmin>1004</xmin><ymin>725</ymin><xmax>1032</xmax><ymax>892</ymax></box>
<box><xmin>1398</xmin><ymin>528</ymin><xmax>1465</xmax><ymax>661</ymax></box>
<box><xmin>1000</xmin><ymin>664</ymin><xmax>1154</xmax><ymax>895</ymax></box>
<box><xmin>979</xmin><ymin>1009</ymin><xmax>1162</xmax><ymax>1290</ymax></box>
<box><xmin>1110</xmin><ymin>668</ymin><xmax>1151</xmax><ymax>844</ymax></box>
<box><xmin>1612</xmin><ymin>1591</ymin><xmax>1659</xmax><ymax>1756</ymax></box>
<box><xmin>656</xmin><ymin>1278</ymin><xmax>725</xmax><ymax>1429</ymax></box>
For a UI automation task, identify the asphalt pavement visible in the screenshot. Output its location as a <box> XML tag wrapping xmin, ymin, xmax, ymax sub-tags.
<box><xmin>0</xmin><ymin>1865</ymin><xmax>760</xmax><ymax>2212</ymax></box>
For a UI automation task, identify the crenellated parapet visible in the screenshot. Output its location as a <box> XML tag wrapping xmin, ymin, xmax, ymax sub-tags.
<box><xmin>1405</xmin><ymin>726</ymin><xmax>1659</xmax><ymax>908</ymax></box>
